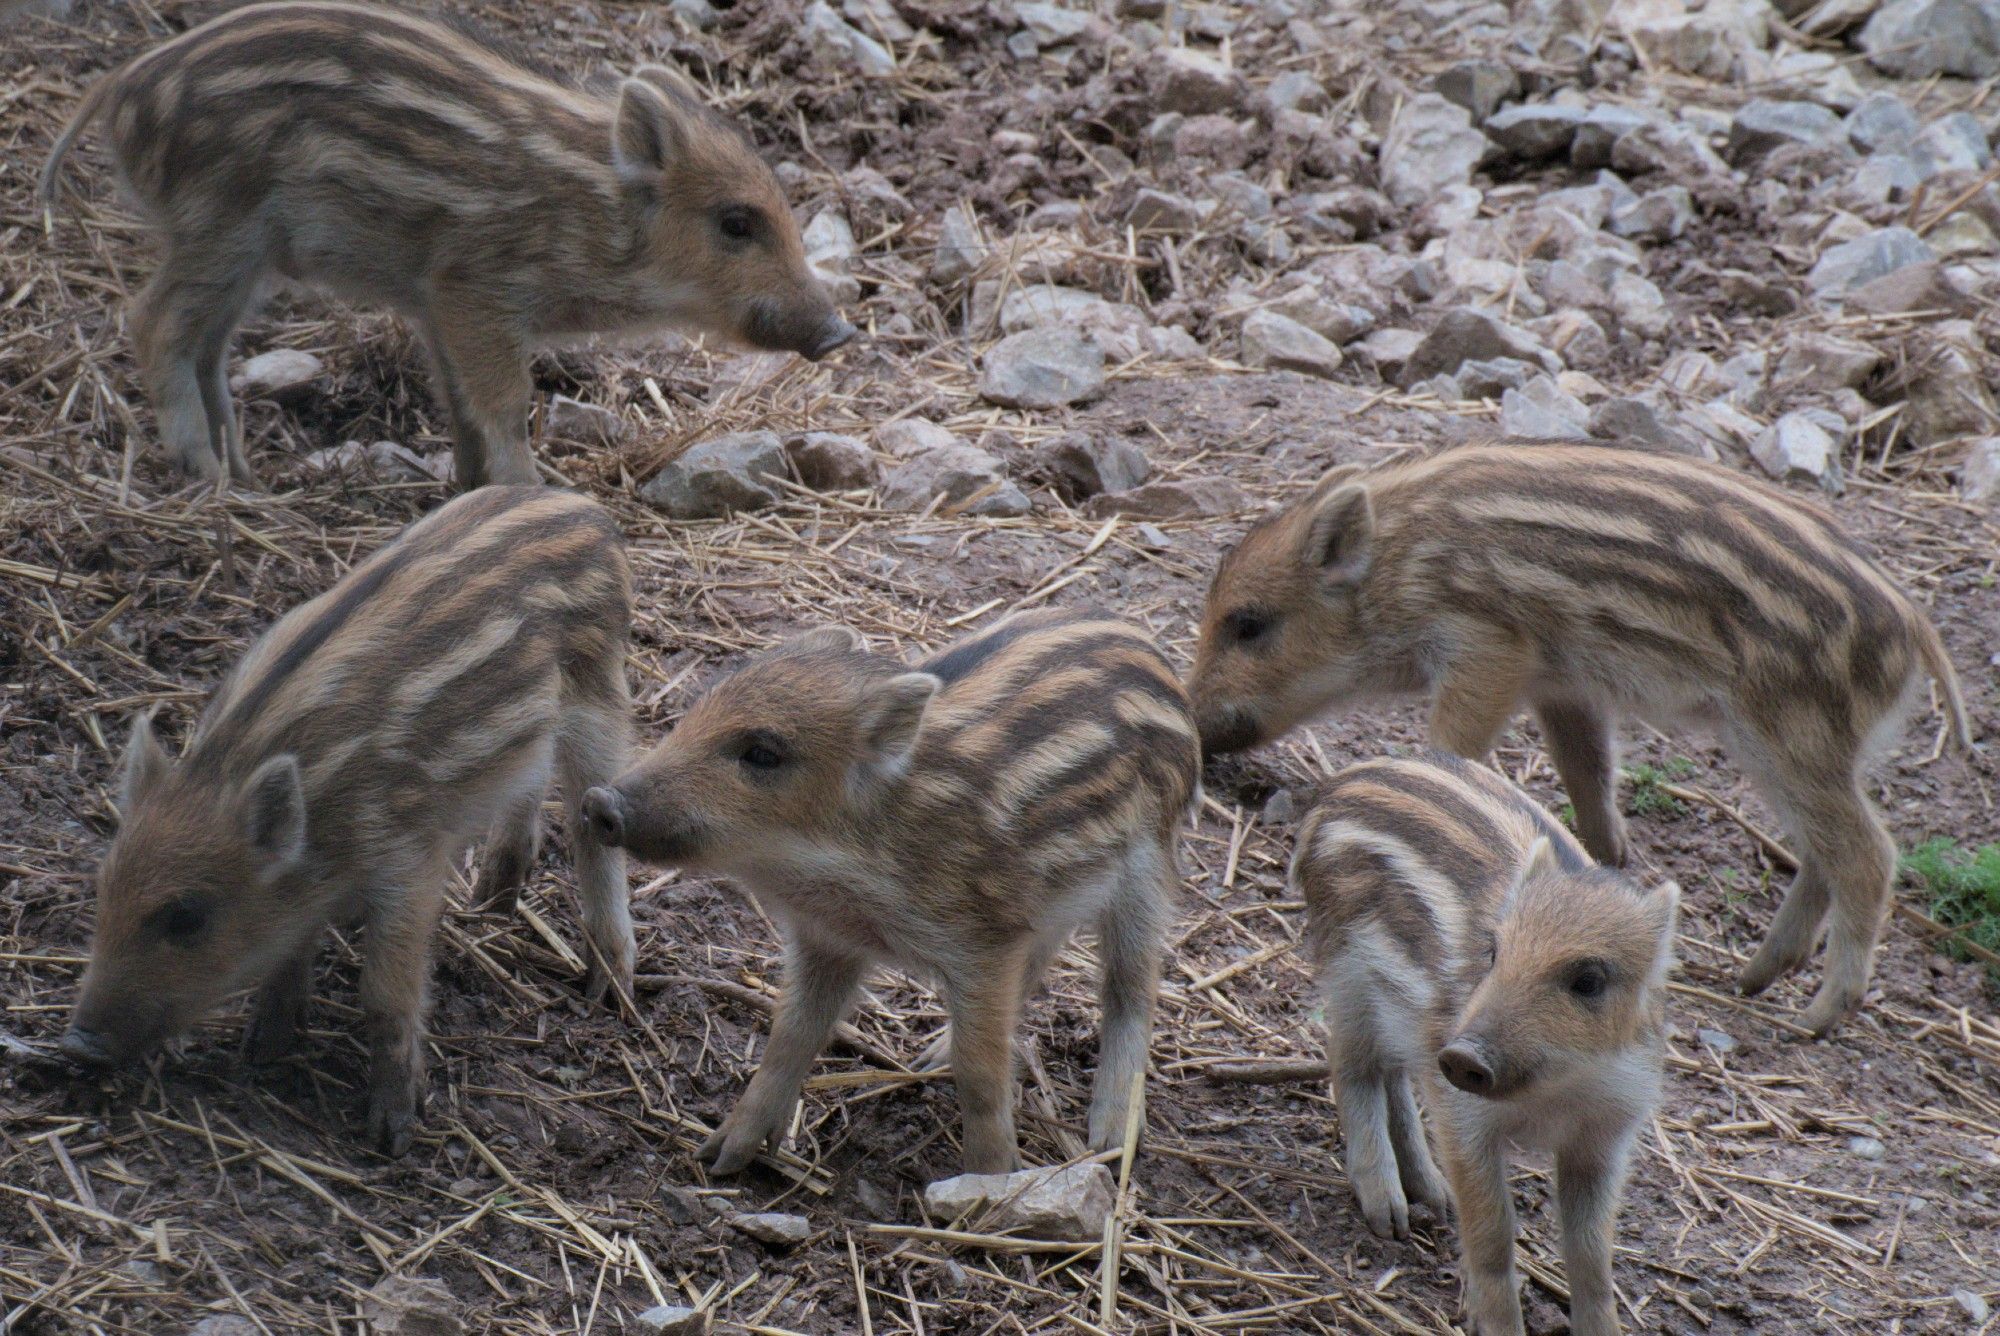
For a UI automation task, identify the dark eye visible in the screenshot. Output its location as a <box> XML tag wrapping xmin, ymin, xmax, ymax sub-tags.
<box><xmin>152</xmin><ymin>898</ymin><xmax>210</xmax><ymax>944</ymax></box>
<box><xmin>1483</xmin><ymin>936</ymin><xmax>1498</xmax><ymax>969</ymax></box>
<box><xmin>736</xmin><ymin>733</ymin><xmax>787</xmax><ymax>771</ymax></box>
<box><xmin>717</xmin><ymin>206</ymin><xmax>757</xmax><ymax>242</ymax></box>
<box><xmin>1568</xmin><ymin>962</ymin><xmax>1609</xmax><ymax>1000</ymax></box>
<box><xmin>1223</xmin><ymin>608</ymin><xmax>1273</xmax><ymax>646</ymax></box>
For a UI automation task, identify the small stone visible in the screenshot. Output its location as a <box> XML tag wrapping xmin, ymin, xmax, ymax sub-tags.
<box><xmin>1499</xmin><ymin>376</ymin><xmax>1590</xmax><ymax>438</ymax></box>
<box><xmin>545</xmin><ymin>395</ymin><xmax>624</xmax><ymax>446</ymax></box>
<box><xmin>1845</xmin><ymin>92</ymin><xmax>1922</xmax><ymax>155</ymax></box>
<box><xmin>1925</xmin><ymin>211</ymin><xmax>2000</xmax><ymax>259</ymax></box>
<box><xmin>786</xmin><ymin>432</ymin><xmax>876</xmax><ymax>490</ymax></box>
<box><xmin>1903</xmin><ymin>342</ymin><xmax>1997</xmax><ymax>446</ymax></box>
<box><xmin>362</xmin><ymin>1275</ymin><xmax>464</xmax><ymax>1336</ymax></box>
<box><xmin>1845</xmin><ymin>1135</ymin><xmax>1887</xmax><ymax>1160</ymax></box>
<box><xmin>1033</xmin><ymin>431</ymin><xmax>1149</xmax><ymax>499</ymax></box>
<box><xmin>1751</xmin><ymin>412</ymin><xmax>1843</xmax><ymax>492</ymax></box>
<box><xmin>1797</xmin><ymin>0</ymin><xmax>1879</xmax><ymax>34</ymax></box>
<box><xmin>979</xmin><ymin>328</ymin><xmax>1106</xmax><ymax>410</ymax></box>
<box><xmin>728</xmin><ymin>1211</ymin><xmax>815</xmax><ymax>1247</ymax></box>
<box><xmin>802</xmin><ymin>1</ymin><xmax>895</xmax><ymax>75</ymax></box>
<box><xmin>1483</xmin><ymin>104</ymin><xmax>1586</xmax><ymax>160</ymax></box>
<box><xmin>1776</xmin><ymin>332</ymin><xmax>1881</xmax><ymax>390</ymax></box>
<box><xmin>1608</xmin><ymin>186</ymin><xmax>1694</xmax><ymax>241</ymax></box>
<box><xmin>1084</xmin><ymin>477</ymin><xmax>1247</xmax><ymax>519</ymax></box>
<box><xmin>638</xmin><ymin>430</ymin><xmax>786</xmax><ymax>518</ymax></box>
<box><xmin>303</xmin><ymin>440</ymin><xmax>436</xmax><ymax>482</ymax></box>
<box><xmin>1013</xmin><ymin>1</ymin><xmax>1091</xmax><ymax>45</ymax></box>
<box><xmin>1808</xmin><ymin>226</ymin><xmax>1934</xmax><ymax>296</ymax></box>
<box><xmin>1436</xmin><ymin>61</ymin><xmax>1519</xmax><ymax>122</ymax></box>
<box><xmin>1959</xmin><ymin>438</ymin><xmax>2000</xmax><ymax>503</ymax></box>
<box><xmin>1588</xmin><ymin>397</ymin><xmax>1697</xmax><ymax>455</ymax></box>
<box><xmin>1696</xmin><ymin>1027</ymin><xmax>1738</xmax><ymax>1054</ymax></box>
<box><xmin>877</xmin><ymin>419</ymin><xmax>960</xmax><ymax>458</ymax></box>
<box><xmin>635</xmin><ymin>1306</ymin><xmax>710</xmax><ymax>1336</ymax></box>
<box><xmin>1401</xmin><ymin>308</ymin><xmax>1557</xmax><ymax>387</ymax></box>
<box><xmin>931</xmin><ymin>205</ymin><xmax>986</xmax><ymax>284</ymax></box>
<box><xmin>843</xmin><ymin>0</ymin><xmax>912</xmax><ymax>40</ymax></box>
<box><xmin>1240</xmin><ymin>311</ymin><xmax>1343</xmax><ymax>379</ymax></box>
<box><xmin>188</xmin><ymin>1320</ymin><xmax>260</xmax><ymax>1336</ymax></box>
<box><xmin>1263</xmin><ymin>71</ymin><xmax>1329</xmax><ymax>115</ymax></box>
<box><xmin>1953</xmin><ymin>1289</ymin><xmax>1993</xmax><ymax>1324</ymax></box>
<box><xmin>1125</xmin><ymin>188</ymin><xmax>1210</xmax><ymax>233</ymax></box>
<box><xmin>1571</xmin><ymin>104</ymin><xmax>1652</xmax><ymax>169</ymax></box>
<box><xmin>1727</xmin><ymin>99</ymin><xmax>1844</xmax><ymax>164</ymax></box>
<box><xmin>1379</xmin><ymin>93</ymin><xmax>1487</xmax><ymax>208</ymax></box>
<box><xmin>881</xmin><ymin>444</ymin><xmax>1031</xmax><ymax>517</ymax></box>
<box><xmin>803</xmin><ymin>209</ymin><xmax>861</xmax><ymax>304</ymax></box>
<box><xmin>923</xmin><ymin>1163</ymin><xmax>1116</xmax><ymax>1242</ymax></box>
<box><xmin>230</xmin><ymin>349</ymin><xmax>324</xmax><ymax>402</ymax></box>
<box><xmin>1859</xmin><ymin>0</ymin><xmax>2000</xmax><ymax>80</ymax></box>
<box><xmin>1150</xmin><ymin>47</ymin><xmax>1243</xmax><ymax>115</ymax></box>
<box><xmin>1719</xmin><ymin>269</ymin><xmax>1800</xmax><ymax>316</ymax></box>
<box><xmin>1266</xmin><ymin>288</ymin><xmax>1374</xmax><ymax>345</ymax></box>
<box><xmin>1350</xmin><ymin>327</ymin><xmax>1426</xmax><ymax>382</ymax></box>
<box><xmin>1611</xmin><ymin>120</ymin><xmax>1731</xmax><ymax>187</ymax></box>
<box><xmin>1844</xmin><ymin>260</ymin><xmax>1979</xmax><ymax>318</ymax></box>
<box><xmin>1454</xmin><ymin>357</ymin><xmax>1536</xmax><ymax>400</ymax></box>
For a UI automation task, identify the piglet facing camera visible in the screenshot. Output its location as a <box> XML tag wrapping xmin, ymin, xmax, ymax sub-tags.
<box><xmin>591</xmin><ymin>609</ymin><xmax>1201</xmax><ymax>1175</ymax></box>
<box><xmin>1296</xmin><ymin>753</ymin><xmax>1675</xmax><ymax>1336</ymax></box>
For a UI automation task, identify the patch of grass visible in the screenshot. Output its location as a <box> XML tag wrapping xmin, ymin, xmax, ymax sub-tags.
<box><xmin>1623</xmin><ymin>757</ymin><xmax>1698</xmax><ymax>818</ymax></box>
<box><xmin>1901</xmin><ymin>838</ymin><xmax>2000</xmax><ymax>975</ymax></box>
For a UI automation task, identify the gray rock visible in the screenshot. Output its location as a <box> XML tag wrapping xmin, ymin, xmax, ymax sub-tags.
<box><xmin>1903</xmin><ymin>341</ymin><xmax>1997</xmax><ymax>446</ymax></box>
<box><xmin>1499</xmin><ymin>375</ymin><xmax>1590</xmax><ymax>438</ymax></box>
<box><xmin>786</xmin><ymin>432</ymin><xmax>876</xmax><ymax>490</ymax></box>
<box><xmin>931</xmin><ymin>205</ymin><xmax>986</xmax><ymax>284</ymax></box>
<box><xmin>363</xmin><ymin>1276</ymin><xmax>464</xmax><ymax>1336</ymax></box>
<box><xmin>230</xmin><ymin>349</ymin><xmax>324</xmax><ymax>401</ymax></box>
<box><xmin>1572</xmin><ymin>104</ymin><xmax>1653</xmax><ymax>169</ymax></box>
<box><xmin>1913</xmin><ymin>113</ymin><xmax>1992</xmax><ymax>178</ymax></box>
<box><xmin>636</xmin><ymin>1306</ymin><xmax>711</xmax><ymax>1336</ymax></box>
<box><xmin>1084</xmin><ymin>476</ymin><xmax>1247</xmax><ymax>519</ymax></box>
<box><xmin>1953</xmin><ymin>1289</ymin><xmax>1992</xmax><ymax>1324</ymax></box>
<box><xmin>1611</xmin><ymin>120</ymin><xmax>1731</xmax><ymax>186</ymax></box>
<box><xmin>1351</xmin><ymin>328</ymin><xmax>1426</xmax><ymax>382</ymax></box>
<box><xmin>881</xmin><ymin>444</ymin><xmax>1031</xmax><ymax>516</ymax></box>
<box><xmin>1608</xmin><ymin>186</ymin><xmax>1694</xmax><ymax>241</ymax></box>
<box><xmin>1484</xmin><ymin>104</ymin><xmax>1586</xmax><ymax>160</ymax></box>
<box><xmin>1807</xmin><ymin>227</ymin><xmax>1934</xmax><ymax>296</ymax></box>
<box><xmin>1696</xmin><ymin>1026</ymin><xmax>1738</xmax><ymax>1054</ymax></box>
<box><xmin>1859</xmin><ymin>0</ymin><xmax>2000</xmax><ymax>79</ymax></box>
<box><xmin>545</xmin><ymin>395</ymin><xmax>625</xmax><ymax>446</ymax></box>
<box><xmin>1379</xmin><ymin>94</ymin><xmax>1487</xmax><ymax>208</ymax></box>
<box><xmin>1588</xmin><ymin>397</ymin><xmax>1698</xmax><ymax>455</ymax></box>
<box><xmin>980</xmin><ymin>328</ymin><xmax>1106</xmax><ymax>409</ymax></box>
<box><xmin>1240</xmin><ymin>310</ymin><xmax>1343</xmax><ymax>379</ymax></box>
<box><xmin>1959</xmin><ymin>437</ymin><xmax>2000</xmax><ymax>503</ymax></box>
<box><xmin>1034</xmin><ymin>431</ymin><xmax>1150</xmax><ymax>499</ymax></box>
<box><xmin>1401</xmin><ymin>308</ymin><xmax>1557</xmax><ymax>387</ymax></box>
<box><xmin>1845</xmin><ymin>1135</ymin><xmax>1887</xmax><ymax>1160</ymax></box>
<box><xmin>1628</xmin><ymin>4</ymin><xmax>1772</xmax><ymax>79</ymax></box>
<box><xmin>877</xmin><ymin>419</ymin><xmax>959</xmax><ymax>458</ymax></box>
<box><xmin>1266</xmin><ymin>288</ymin><xmax>1374</xmax><ymax>344</ymax></box>
<box><xmin>1727</xmin><ymin>99</ymin><xmax>1844</xmax><ymax>164</ymax></box>
<box><xmin>843</xmin><ymin>0</ymin><xmax>913</xmax><ymax>40</ymax></box>
<box><xmin>188</xmin><ymin>1320</ymin><xmax>261</xmax><ymax>1336</ymax></box>
<box><xmin>304</xmin><ymin>440</ymin><xmax>438</xmax><ymax>483</ymax></box>
<box><xmin>1263</xmin><ymin>70</ymin><xmax>1329</xmax><ymax>115</ymax></box>
<box><xmin>1751</xmin><ymin>412</ymin><xmax>1843</xmax><ymax>492</ymax></box>
<box><xmin>1797</xmin><ymin>0</ymin><xmax>1881</xmax><ymax>34</ymax></box>
<box><xmin>1436</xmin><ymin>61</ymin><xmax>1520</xmax><ymax>122</ymax></box>
<box><xmin>1776</xmin><ymin>332</ymin><xmax>1881</xmax><ymax>389</ymax></box>
<box><xmin>1150</xmin><ymin>47</ymin><xmax>1243</xmax><ymax>115</ymax></box>
<box><xmin>1719</xmin><ymin>269</ymin><xmax>1801</xmax><ymax>316</ymax></box>
<box><xmin>638</xmin><ymin>430</ymin><xmax>786</xmax><ymax>518</ymax></box>
<box><xmin>803</xmin><ymin>209</ymin><xmax>861</xmax><ymax>304</ymax></box>
<box><xmin>728</xmin><ymin>1211</ymin><xmax>816</xmax><ymax>1247</ymax></box>
<box><xmin>803</xmin><ymin>1</ymin><xmax>896</xmax><ymax>75</ymax></box>
<box><xmin>1013</xmin><ymin>1</ymin><xmax>1091</xmax><ymax>45</ymax></box>
<box><xmin>1454</xmin><ymin>357</ymin><xmax>1536</xmax><ymax>399</ymax></box>
<box><xmin>924</xmin><ymin>1163</ymin><xmax>1116</xmax><ymax>1242</ymax></box>
<box><xmin>1844</xmin><ymin>92</ymin><xmax>1922</xmax><ymax>155</ymax></box>
<box><xmin>1125</xmin><ymin>188</ymin><xmax>1211</xmax><ymax>233</ymax></box>
<box><xmin>1208</xmin><ymin>170</ymin><xmax>1274</xmax><ymax>221</ymax></box>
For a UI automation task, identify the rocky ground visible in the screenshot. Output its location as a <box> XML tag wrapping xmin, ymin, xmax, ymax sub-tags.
<box><xmin>2</xmin><ymin>0</ymin><xmax>1999</xmax><ymax>1333</ymax></box>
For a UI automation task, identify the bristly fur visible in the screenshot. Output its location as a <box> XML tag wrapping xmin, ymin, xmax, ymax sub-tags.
<box><xmin>590</xmin><ymin>608</ymin><xmax>1201</xmax><ymax>1176</ymax></box>
<box><xmin>69</xmin><ymin>487</ymin><xmax>635</xmax><ymax>1156</ymax></box>
<box><xmin>1188</xmin><ymin>441</ymin><xmax>1972</xmax><ymax>1033</ymax></box>
<box><xmin>1297</xmin><ymin>752</ymin><xmax>1676</xmax><ymax>1336</ymax></box>
<box><xmin>39</xmin><ymin>0</ymin><xmax>849</xmax><ymax>488</ymax></box>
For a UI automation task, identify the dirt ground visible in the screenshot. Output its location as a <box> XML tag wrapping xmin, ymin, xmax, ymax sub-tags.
<box><xmin>3</xmin><ymin>0</ymin><xmax>1999</xmax><ymax>1333</ymax></box>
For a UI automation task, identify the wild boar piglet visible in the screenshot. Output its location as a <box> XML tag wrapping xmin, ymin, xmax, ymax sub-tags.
<box><xmin>64</xmin><ymin>487</ymin><xmax>634</xmax><ymax>1155</ymax></box>
<box><xmin>1299</xmin><ymin>753</ymin><xmax>1676</xmax><ymax>1336</ymax></box>
<box><xmin>1190</xmin><ymin>442</ymin><xmax>1971</xmax><ymax>1034</ymax></box>
<box><xmin>40</xmin><ymin>1</ymin><xmax>853</xmax><ymax>489</ymax></box>
<box><xmin>583</xmin><ymin>609</ymin><xmax>1201</xmax><ymax>1175</ymax></box>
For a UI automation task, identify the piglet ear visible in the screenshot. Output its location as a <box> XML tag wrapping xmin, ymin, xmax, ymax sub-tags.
<box><xmin>1645</xmin><ymin>879</ymin><xmax>1682</xmax><ymax>977</ymax></box>
<box><xmin>633</xmin><ymin>61</ymin><xmax>706</xmax><ymax>106</ymax></box>
<box><xmin>241</xmin><ymin>755</ymin><xmax>307</xmax><ymax>870</ymax></box>
<box><xmin>1300</xmin><ymin>482</ymin><xmax>1373</xmax><ymax>588</ymax></box>
<box><xmin>780</xmin><ymin>625</ymin><xmax>866</xmax><ymax>657</ymax></box>
<box><xmin>1521</xmin><ymin>835</ymin><xmax>1560</xmax><ymax>882</ymax></box>
<box><xmin>118</xmin><ymin>709</ymin><xmax>171</xmax><ymax>815</ymax></box>
<box><xmin>858</xmin><ymin>672</ymin><xmax>940</xmax><ymax>769</ymax></box>
<box><xmin>612</xmin><ymin>76</ymin><xmax>693</xmax><ymax>183</ymax></box>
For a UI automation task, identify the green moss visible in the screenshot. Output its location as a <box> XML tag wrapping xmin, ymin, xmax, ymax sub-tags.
<box><xmin>1901</xmin><ymin>838</ymin><xmax>2000</xmax><ymax>975</ymax></box>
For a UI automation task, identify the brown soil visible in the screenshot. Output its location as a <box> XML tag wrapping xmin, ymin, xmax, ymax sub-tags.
<box><xmin>3</xmin><ymin>1</ymin><xmax>1998</xmax><ymax>1334</ymax></box>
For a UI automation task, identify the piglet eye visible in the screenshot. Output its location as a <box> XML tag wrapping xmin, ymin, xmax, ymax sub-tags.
<box><xmin>1224</xmin><ymin>609</ymin><xmax>1272</xmax><ymax>646</ymax></box>
<box><xmin>1569</xmin><ymin>963</ymin><xmax>1609</xmax><ymax>1000</ymax></box>
<box><xmin>152</xmin><ymin>898</ymin><xmax>210</xmax><ymax>944</ymax></box>
<box><xmin>717</xmin><ymin>206</ymin><xmax>757</xmax><ymax>242</ymax></box>
<box><xmin>736</xmin><ymin>733</ymin><xmax>787</xmax><ymax>771</ymax></box>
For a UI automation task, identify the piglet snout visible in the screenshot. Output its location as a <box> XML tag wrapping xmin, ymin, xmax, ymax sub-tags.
<box><xmin>1438</xmin><ymin>1039</ymin><xmax>1496</xmax><ymax>1096</ymax></box>
<box><xmin>581</xmin><ymin>787</ymin><xmax>627</xmax><ymax>848</ymax></box>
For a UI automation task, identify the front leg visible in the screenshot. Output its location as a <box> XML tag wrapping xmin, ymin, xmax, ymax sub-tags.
<box><xmin>242</xmin><ymin>930</ymin><xmax>322</xmax><ymax>1066</ymax></box>
<box><xmin>1438</xmin><ymin>1110</ymin><xmax>1524</xmax><ymax>1336</ymax></box>
<box><xmin>421</xmin><ymin>303</ymin><xmax>536</xmax><ymax>490</ymax></box>
<box><xmin>699</xmin><ymin>938</ymin><xmax>865</xmax><ymax>1175</ymax></box>
<box><xmin>944</xmin><ymin>940</ymin><xmax>1030</xmax><ymax>1174</ymax></box>
<box><xmin>360</xmin><ymin>873</ymin><xmax>445</xmax><ymax>1157</ymax></box>
<box><xmin>1554</xmin><ymin>1130</ymin><xmax>1636</xmax><ymax>1336</ymax></box>
<box><xmin>1429</xmin><ymin>642</ymin><xmax>1532</xmax><ymax>760</ymax></box>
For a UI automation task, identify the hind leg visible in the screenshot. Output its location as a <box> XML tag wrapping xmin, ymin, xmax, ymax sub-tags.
<box><xmin>472</xmin><ymin>788</ymin><xmax>543</xmax><ymax>915</ymax></box>
<box><xmin>1085</xmin><ymin>839</ymin><xmax>1170</xmax><ymax>1153</ymax></box>
<box><xmin>558</xmin><ymin>677</ymin><xmax>635</xmax><ymax>1005</ymax></box>
<box><xmin>130</xmin><ymin>253</ymin><xmax>259</xmax><ymax>484</ymax></box>
<box><xmin>422</xmin><ymin>300</ymin><xmax>536</xmax><ymax>491</ymax></box>
<box><xmin>915</xmin><ymin>928</ymin><xmax>1064</xmax><ymax>1073</ymax></box>
<box><xmin>1386</xmin><ymin>1070</ymin><xmax>1447</xmax><ymax>1214</ymax></box>
<box><xmin>1534</xmin><ymin>698</ymin><xmax>1627</xmax><ymax>867</ymax></box>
